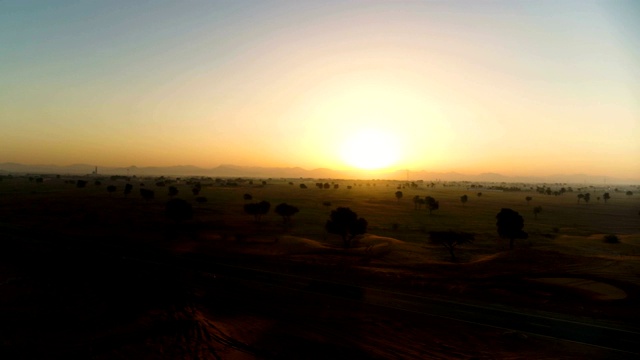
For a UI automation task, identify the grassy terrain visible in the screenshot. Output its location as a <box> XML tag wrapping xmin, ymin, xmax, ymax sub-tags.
<box><xmin>1</xmin><ymin>175</ymin><xmax>639</xmax><ymax>358</ymax></box>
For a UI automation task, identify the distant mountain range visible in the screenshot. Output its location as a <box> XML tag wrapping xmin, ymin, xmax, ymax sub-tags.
<box><xmin>0</xmin><ymin>162</ymin><xmax>637</xmax><ymax>185</ymax></box>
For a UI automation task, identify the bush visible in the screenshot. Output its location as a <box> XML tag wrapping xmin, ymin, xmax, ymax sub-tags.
<box><xmin>603</xmin><ymin>234</ymin><xmax>619</xmax><ymax>244</ymax></box>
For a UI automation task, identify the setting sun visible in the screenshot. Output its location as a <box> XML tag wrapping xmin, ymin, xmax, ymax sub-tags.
<box><xmin>341</xmin><ymin>129</ymin><xmax>400</xmax><ymax>170</ymax></box>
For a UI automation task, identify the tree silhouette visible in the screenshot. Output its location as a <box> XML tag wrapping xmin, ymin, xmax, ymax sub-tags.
<box><xmin>168</xmin><ymin>186</ymin><xmax>178</xmax><ymax>197</ymax></box>
<box><xmin>626</xmin><ymin>191</ymin><xmax>633</xmax><ymax>197</ymax></box>
<box><xmin>243</xmin><ymin>193</ymin><xmax>253</xmax><ymax>201</ymax></box>
<box><xmin>244</xmin><ymin>201</ymin><xmax>271</xmax><ymax>221</ymax></box>
<box><xmin>274</xmin><ymin>203</ymin><xmax>299</xmax><ymax>223</ymax></box>
<box><xmin>413</xmin><ymin>195</ymin><xmax>422</xmax><ymax>210</ymax></box>
<box><xmin>584</xmin><ymin>193</ymin><xmax>591</xmax><ymax>204</ymax></box>
<box><xmin>395</xmin><ymin>191</ymin><xmax>403</xmax><ymax>201</ymax></box>
<box><xmin>325</xmin><ymin>207</ymin><xmax>368</xmax><ymax>248</ymax></box>
<box><xmin>477</xmin><ymin>192</ymin><xmax>482</xmax><ymax>197</ymax></box>
<box><xmin>165</xmin><ymin>198</ymin><xmax>193</xmax><ymax>223</ymax></box>
<box><xmin>140</xmin><ymin>188</ymin><xmax>155</xmax><ymax>201</ymax></box>
<box><xmin>577</xmin><ymin>193</ymin><xmax>584</xmax><ymax>203</ymax></box>
<box><xmin>124</xmin><ymin>183</ymin><xmax>133</xmax><ymax>196</ymax></box>
<box><xmin>107</xmin><ymin>185</ymin><xmax>116</xmax><ymax>195</ymax></box>
<box><xmin>192</xmin><ymin>187</ymin><xmax>201</xmax><ymax>196</ymax></box>
<box><xmin>323</xmin><ymin>183</ymin><xmax>330</xmax><ymax>189</ymax></box>
<box><xmin>425</xmin><ymin>196</ymin><xmax>439</xmax><ymax>215</ymax></box>
<box><xmin>496</xmin><ymin>208</ymin><xmax>528</xmax><ymax>250</ymax></box>
<box><xmin>299</xmin><ymin>184</ymin><xmax>307</xmax><ymax>189</ymax></box>
<box><xmin>533</xmin><ymin>206</ymin><xmax>542</xmax><ymax>219</ymax></box>
<box><xmin>525</xmin><ymin>196</ymin><xmax>532</xmax><ymax>205</ymax></box>
<box><xmin>460</xmin><ymin>195</ymin><xmax>468</xmax><ymax>207</ymax></box>
<box><xmin>429</xmin><ymin>231</ymin><xmax>474</xmax><ymax>262</ymax></box>
<box><xmin>603</xmin><ymin>192</ymin><xmax>610</xmax><ymax>203</ymax></box>
<box><xmin>76</xmin><ymin>180</ymin><xmax>87</xmax><ymax>188</ymax></box>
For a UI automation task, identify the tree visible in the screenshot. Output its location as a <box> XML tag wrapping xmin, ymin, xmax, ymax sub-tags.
<box><xmin>107</xmin><ymin>185</ymin><xmax>117</xmax><ymax>195</ymax></box>
<box><xmin>425</xmin><ymin>196</ymin><xmax>439</xmax><ymax>215</ymax></box>
<box><xmin>496</xmin><ymin>208</ymin><xmax>528</xmax><ymax>250</ymax></box>
<box><xmin>325</xmin><ymin>207</ymin><xmax>368</xmax><ymax>248</ymax></box>
<box><xmin>626</xmin><ymin>191</ymin><xmax>633</xmax><ymax>197</ymax></box>
<box><xmin>124</xmin><ymin>183</ymin><xmax>133</xmax><ymax>196</ymax></box>
<box><xmin>413</xmin><ymin>195</ymin><xmax>422</xmax><ymax>210</ymax></box>
<box><xmin>94</xmin><ymin>180</ymin><xmax>101</xmax><ymax>186</ymax></box>
<box><xmin>274</xmin><ymin>203</ymin><xmax>299</xmax><ymax>223</ymax></box>
<box><xmin>525</xmin><ymin>196</ymin><xmax>532</xmax><ymax>205</ymax></box>
<box><xmin>323</xmin><ymin>183</ymin><xmax>330</xmax><ymax>189</ymax></box>
<box><xmin>460</xmin><ymin>195</ymin><xmax>468</xmax><ymax>207</ymax></box>
<box><xmin>244</xmin><ymin>201</ymin><xmax>271</xmax><ymax>221</ymax></box>
<box><xmin>533</xmin><ymin>206</ymin><xmax>542</xmax><ymax>219</ymax></box>
<box><xmin>477</xmin><ymin>192</ymin><xmax>482</xmax><ymax>197</ymax></box>
<box><xmin>583</xmin><ymin>193</ymin><xmax>591</xmax><ymax>204</ymax></box>
<box><xmin>168</xmin><ymin>186</ymin><xmax>178</xmax><ymax>197</ymax></box>
<box><xmin>577</xmin><ymin>193</ymin><xmax>584</xmax><ymax>203</ymax></box>
<box><xmin>299</xmin><ymin>184</ymin><xmax>307</xmax><ymax>189</ymax></box>
<box><xmin>195</xmin><ymin>196</ymin><xmax>207</xmax><ymax>204</ymax></box>
<box><xmin>603</xmin><ymin>192</ymin><xmax>610</xmax><ymax>203</ymax></box>
<box><xmin>140</xmin><ymin>188</ymin><xmax>155</xmax><ymax>201</ymax></box>
<box><xmin>243</xmin><ymin>193</ymin><xmax>253</xmax><ymax>201</ymax></box>
<box><xmin>76</xmin><ymin>180</ymin><xmax>87</xmax><ymax>188</ymax></box>
<box><xmin>165</xmin><ymin>198</ymin><xmax>193</xmax><ymax>223</ymax></box>
<box><xmin>192</xmin><ymin>187</ymin><xmax>201</xmax><ymax>196</ymax></box>
<box><xmin>429</xmin><ymin>231</ymin><xmax>474</xmax><ymax>262</ymax></box>
<box><xmin>395</xmin><ymin>191</ymin><xmax>403</xmax><ymax>201</ymax></box>
<box><xmin>334</xmin><ymin>184</ymin><xmax>339</xmax><ymax>189</ymax></box>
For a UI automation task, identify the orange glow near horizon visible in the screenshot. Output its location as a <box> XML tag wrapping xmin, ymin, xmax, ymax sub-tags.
<box><xmin>1</xmin><ymin>2</ymin><xmax>638</xmax><ymax>180</ymax></box>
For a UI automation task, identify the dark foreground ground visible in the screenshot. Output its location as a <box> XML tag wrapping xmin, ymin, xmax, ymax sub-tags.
<box><xmin>2</xmin><ymin>226</ymin><xmax>638</xmax><ymax>360</ymax></box>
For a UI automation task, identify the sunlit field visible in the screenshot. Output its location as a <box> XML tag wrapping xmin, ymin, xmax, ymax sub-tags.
<box><xmin>1</xmin><ymin>175</ymin><xmax>639</xmax><ymax>359</ymax></box>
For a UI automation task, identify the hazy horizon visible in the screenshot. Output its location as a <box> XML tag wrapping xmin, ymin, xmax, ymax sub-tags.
<box><xmin>2</xmin><ymin>1</ymin><xmax>639</xmax><ymax>179</ymax></box>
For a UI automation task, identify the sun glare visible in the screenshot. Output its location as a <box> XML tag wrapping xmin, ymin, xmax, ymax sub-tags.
<box><xmin>341</xmin><ymin>129</ymin><xmax>400</xmax><ymax>170</ymax></box>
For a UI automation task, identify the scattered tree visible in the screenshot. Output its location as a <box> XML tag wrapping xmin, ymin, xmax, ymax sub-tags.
<box><xmin>577</xmin><ymin>193</ymin><xmax>584</xmax><ymax>203</ymax></box>
<box><xmin>76</xmin><ymin>180</ymin><xmax>87</xmax><ymax>188</ymax></box>
<box><xmin>496</xmin><ymin>208</ymin><xmax>528</xmax><ymax>249</ymax></box>
<box><xmin>274</xmin><ymin>203</ymin><xmax>299</xmax><ymax>223</ymax></box>
<box><xmin>460</xmin><ymin>195</ymin><xmax>468</xmax><ymax>207</ymax></box>
<box><xmin>168</xmin><ymin>186</ymin><xmax>179</xmax><ymax>197</ymax></box>
<box><xmin>477</xmin><ymin>192</ymin><xmax>482</xmax><ymax>197</ymax></box>
<box><xmin>525</xmin><ymin>196</ymin><xmax>532</xmax><ymax>205</ymax></box>
<box><xmin>626</xmin><ymin>191</ymin><xmax>633</xmax><ymax>197</ymax></box>
<box><xmin>395</xmin><ymin>191</ymin><xmax>403</xmax><ymax>201</ymax></box>
<box><xmin>533</xmin><ymin>206</ymin><xmax>542</xmax><ymax>219</ymax></box>
<box><xmin>124</xmin><ymin>183</ymin><xmax>133</xmax><ymax>196</ymax></box>
<box><xmin>429</xmin><ymin>231</ymin><xmax>474</xmax><ymax>262</ymax></box>
<box><xmin>334</xmin><ymin>184</ymin><xmax>339</xmax><ymax>189</ymax></box>
<box><xmin>583</xmin><ymin>193</ymin><xmax>591</xmax><ymax>204</ymax></box>
<box><xmin>165</xmin><ymin>198</ymin><xmax>193</xmax><ymax>223</ymax></box>
<box><xmin>243</xmin><ymin>193</ymin><xmax>253</xmax><ymax>201</ymax></box>
<box><xmin>425</xmin><ymin>196</ymin><xmax>439</xmax><ymax>215</ymax></box>
<box><xmin>299</xmin><ymin>184</ymin><xmax>307</xmax><ymax>189</ymax></box>
<box><xmin>192</xmin><ymin>187</ymin><xmax>201</xmax><ymax>196</ymax></box>
<box><xmin>140</xmin><ymin>188</ymin><xmax>155</xmax><ymax>201</ymax></box>
<box><xmin>244</xmin><ymin>201</ymin><xmax>271</xmax><ymax>221</ymax></box>
<box><xmin>195</xmin><ymin>196</ymin><xmax>207</xmax><ymax>204</ymax></box>
<box><xmin>107</xmin><ymin>185</ymin><xmax>117</xmax><ymax>195</ymax></box>
<box><xmin>603</xmin><ymin>192</ymin><xmax>610</xmax><ymax>203</ymax></box>
<box><xmin>325</xmin><ymin>207</ymin><xmax>368</xmax><ymax>248</ymax></box>
<box><xmin>323</xmin><ymin>183</ymin><xmax>330</xmax><ymax>189</ymax></box>
<box><xmin>94</xmin><ymin>180</ymin><xmax>101</xmax><ymax>186</ymax></box>
<box><xmin>603</xmin><ymin>234</ymin><xmax>619</xmax><ymax>244</ymax></box>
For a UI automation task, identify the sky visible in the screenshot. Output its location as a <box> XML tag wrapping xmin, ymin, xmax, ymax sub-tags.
<box><xmin>1</xmin><ymin>0</ymin><xmax>639</xmax><ymax>179</ymax></box>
